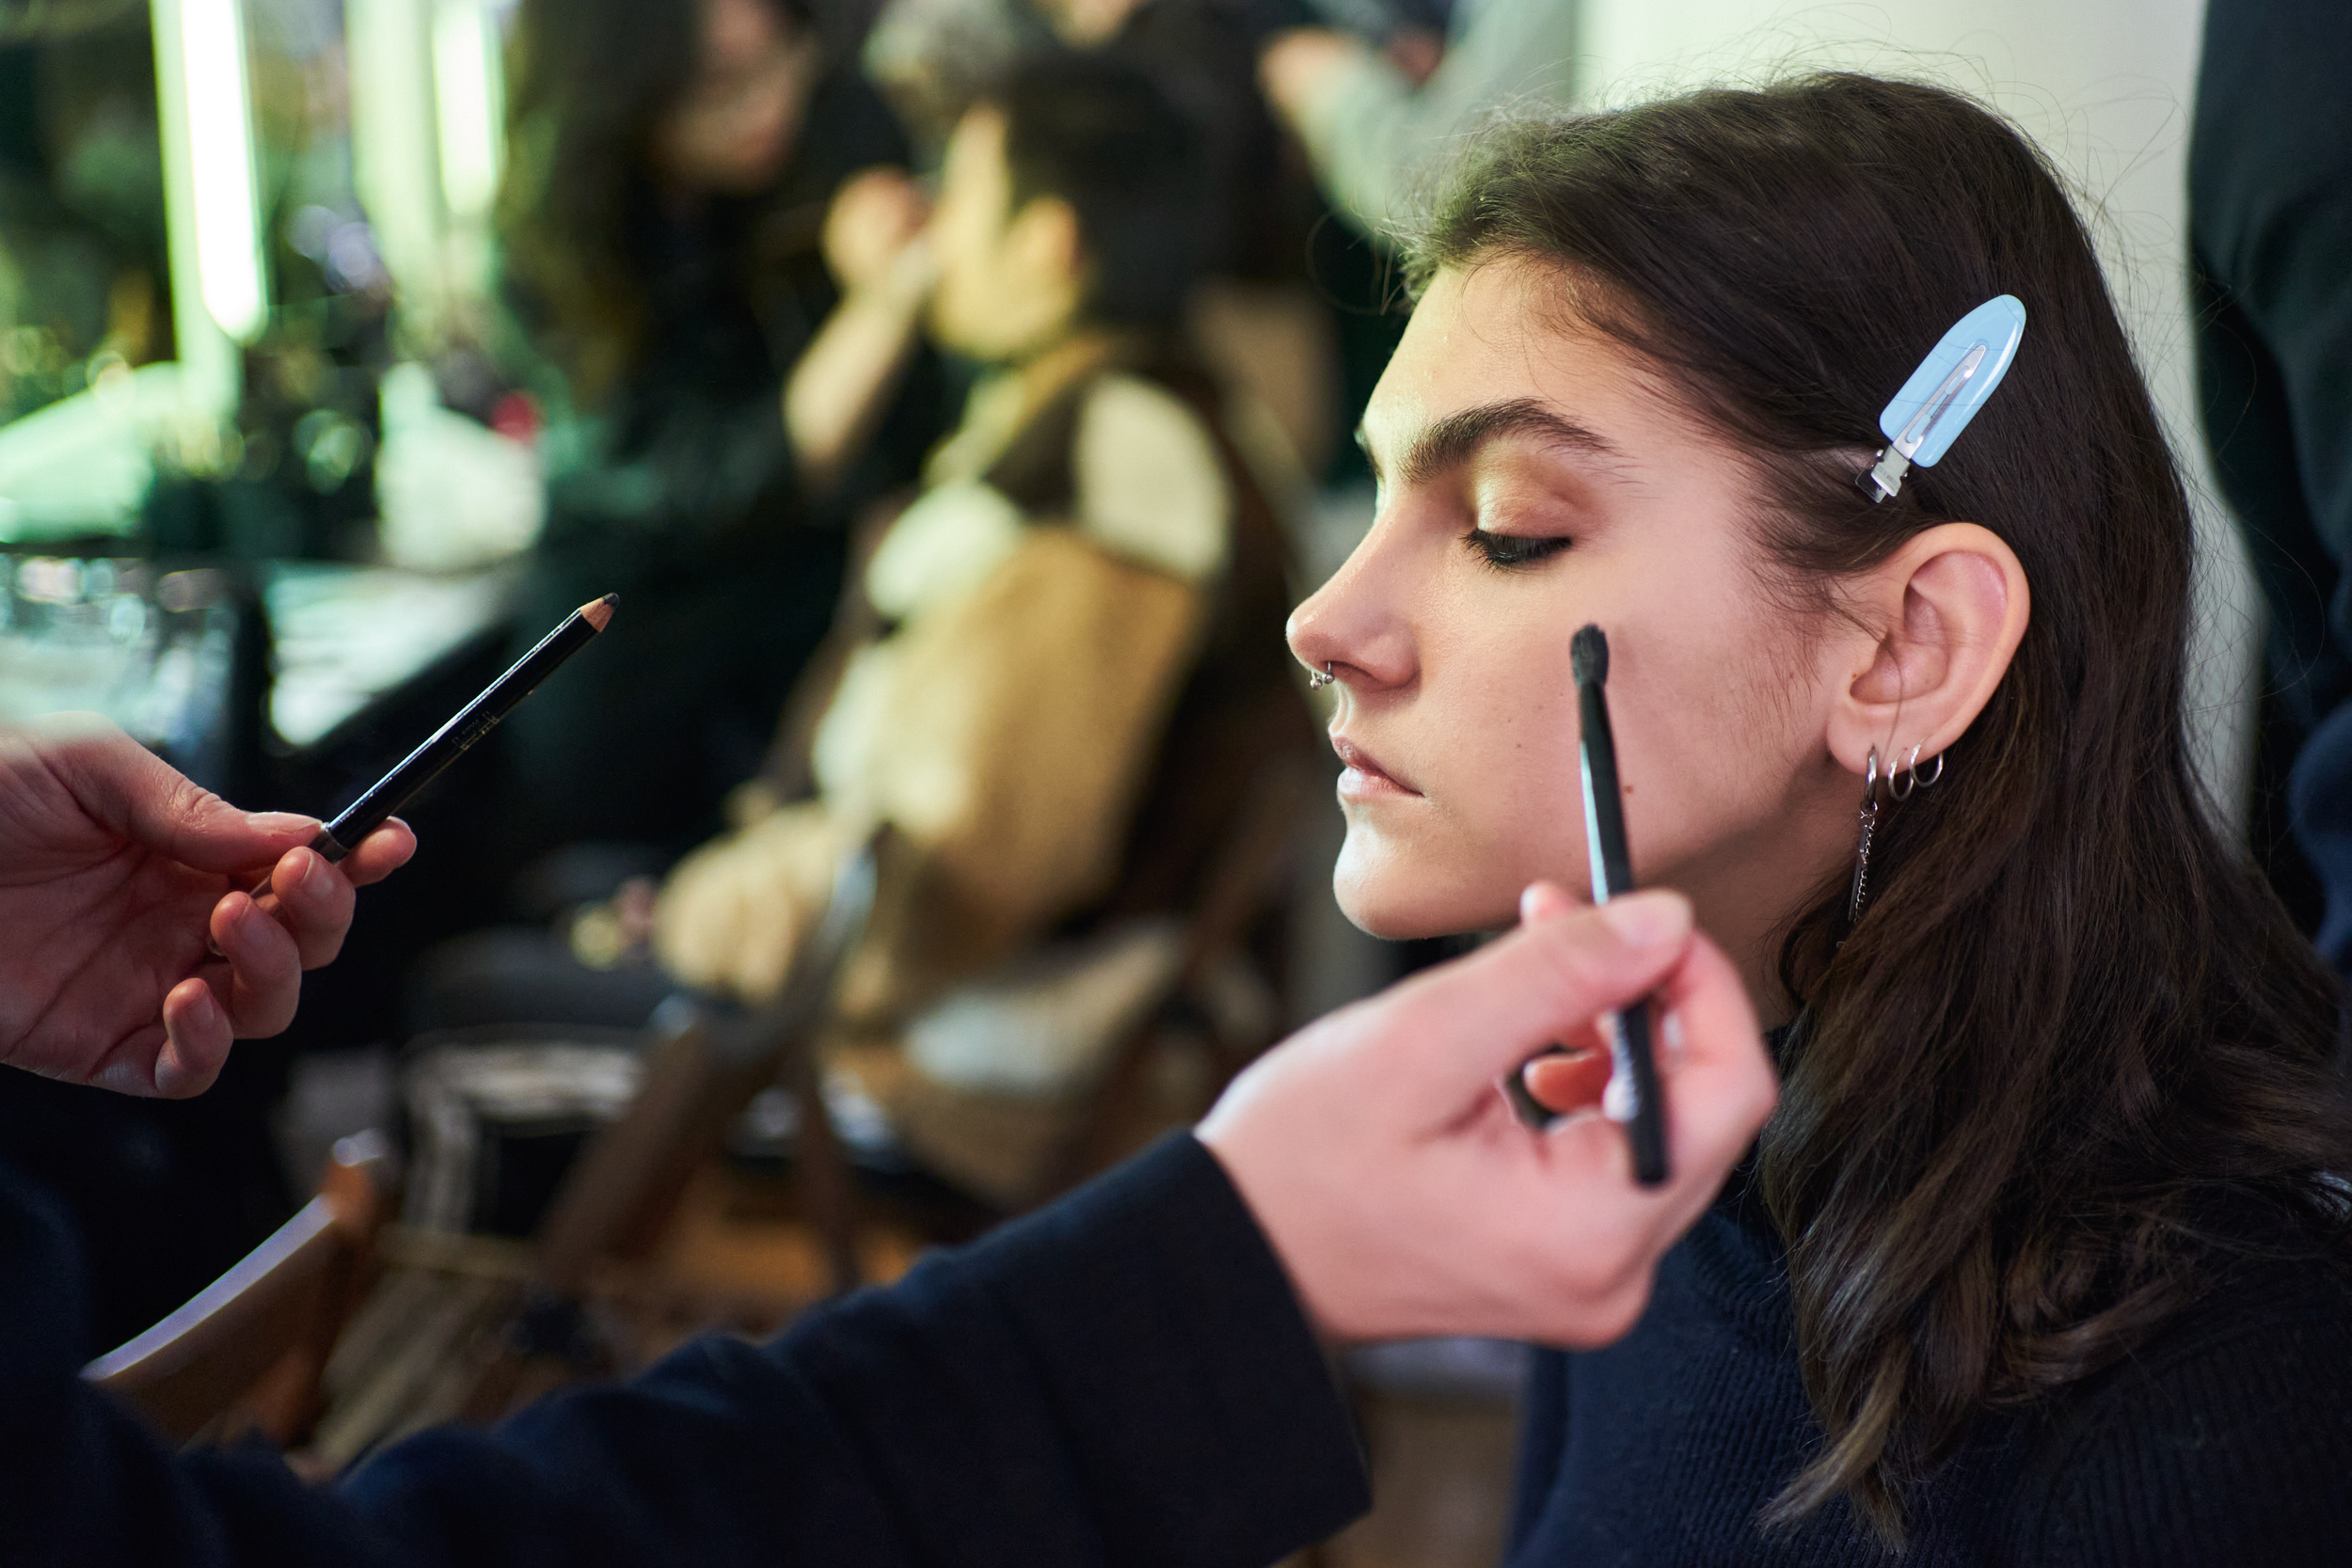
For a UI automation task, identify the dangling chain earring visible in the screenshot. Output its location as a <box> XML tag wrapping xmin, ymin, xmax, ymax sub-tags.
<box><xmin>1846</xmin><ymin>748</ymin><xmax>1883</xmax><ymax>925</ymax></box>
<box><xmin>1307</xmin><ymin>662</ymin><xmax>1336</xmax><ymax>690</ymax></box>
<box><xmin>1848</xmin><ymin>742</ymin><xmax>1946</xmax><ymax>925</ymax></box>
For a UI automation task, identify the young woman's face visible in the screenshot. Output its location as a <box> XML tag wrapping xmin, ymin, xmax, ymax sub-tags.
<box><xmin>655</xmin><ymin>0</ymin><xmax>817</xmax><ymax>194</ymax></box>
<box><xmin>1288</xmin><ymin>258</ymin><xmax>1860</xmax><ymax>985</ymax></box>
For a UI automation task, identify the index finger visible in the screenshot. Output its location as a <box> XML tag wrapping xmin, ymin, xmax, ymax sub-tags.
<box><xmin>1519</xmin><ymin>929</ymin><xmax>1774</xmax><ymax>1231</ymax></box>
<box><xmin>243</xmin><ymin>817</ymin><xmax>415</xmax><ymax>958</ymax></box>
<box><xmin>1646</xmin><ymin>929</ymin><xmax>1778</xmax><ymax>1169</ymax></box>
<box><xmin>1371</xmin><ymin>891</ymin><xmax>1696</xmax><ymax>1102</ymax></box>
<box><xmin>1530</xmin><ymin>931</ymin><xmax>1773</xmax><ymax>1212</ymax></box>
<box><xmin>341</xmin><ymin>817</ymin><xmax>417</xmax><ymax>887</ymax></box>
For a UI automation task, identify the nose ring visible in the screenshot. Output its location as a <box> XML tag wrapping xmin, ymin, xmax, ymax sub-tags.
<box><xmin>1307</xmin><ymin>662</ymin><xmax>1336</xmax><ymax>690</ymax></box>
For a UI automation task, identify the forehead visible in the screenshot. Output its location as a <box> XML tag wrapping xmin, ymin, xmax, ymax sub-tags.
<box><xmin>1362</xmin><ymin>259</ymin><xmax>1708</xmax><ymax>471</ymax></box>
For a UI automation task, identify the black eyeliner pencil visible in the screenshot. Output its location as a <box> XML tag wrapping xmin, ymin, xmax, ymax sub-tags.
<box><xmin>301</xmin><ymin>593</ymin><xmax>616</xmax><ymax>863</ymax></box>
<box><xmin>1571</xmin><ymin>624</ymin><xmax>1670</xmax><ymax>1186</ymax></box>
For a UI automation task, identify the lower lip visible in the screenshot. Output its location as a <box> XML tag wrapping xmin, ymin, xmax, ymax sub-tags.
<box><xmin>1338</xmin><ymin>764</ymin><xmax>1418</xmax><ymax>801</ymax></box>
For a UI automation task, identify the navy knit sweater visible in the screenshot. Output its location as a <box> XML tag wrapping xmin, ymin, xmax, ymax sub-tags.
<box><xmin>0</xmin><ymin>1133</ymin><xmax>1367</xmax><ymax>1568</ymax></box>
<box><xmin>1509</xmin><ymin>1159</ymin><xmax>2352</xmax><ymax>1565</ymax></box>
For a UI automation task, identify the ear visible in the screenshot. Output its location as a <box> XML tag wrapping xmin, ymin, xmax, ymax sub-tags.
<box><xmin>1825</xmin><ymin>522</ymin><xmax>2030</xmax><ymax>776</ymax></box>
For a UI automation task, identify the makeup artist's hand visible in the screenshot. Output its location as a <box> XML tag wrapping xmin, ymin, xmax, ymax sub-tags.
<box><xmin>0</xmin><ymin>715</ymin><xmax>415</xmax><ymax>1099</ymax></box>
<box><xmin>1198</xmin><ymin>884</ymin><xmax>1776</xmax><ymax>1347</ymax></box>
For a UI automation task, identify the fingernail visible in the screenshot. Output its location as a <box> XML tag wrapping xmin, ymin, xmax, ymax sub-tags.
<box><xmin>1600</xmin><ymin>891</ymin><xmax>1691</xmax><ymax>949</ymax></box>
<box><xmin>295</xmin><ymin>847</ymin><xmax>327</xmax><ymax>894</ymax></box>
<box><xmin>224</xmin><ymin>892</ymin><xmax>260</xmax><ymax>934</ymax></box>
<box><xmin>246</xmin><ymin>812</ymin><xmax>316</xmax><ymax>836</ymax></box>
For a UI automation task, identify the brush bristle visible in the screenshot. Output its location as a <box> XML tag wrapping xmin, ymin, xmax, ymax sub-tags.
<box><xmin>1570</xmin><ymin>624</ymin><xmax>1609</xmax><ymax>686</ymax></box>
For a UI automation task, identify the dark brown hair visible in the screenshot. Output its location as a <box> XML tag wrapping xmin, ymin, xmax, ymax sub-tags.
<box><xmin>986</xmin><ymin>50</ymin><xmax>1212</xmax><ymax>329</ymax></box>
<box><xmin>1412</xmin><ymin>74</ymin><xmax>2352</xmax><ymax>1541</ymax></box>
<box><xmin>495</xmin><ymin>0</ymin><xmax>811</xmax><ymax>398</ymax></box>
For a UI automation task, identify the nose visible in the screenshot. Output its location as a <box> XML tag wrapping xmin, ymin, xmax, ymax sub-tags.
<box><xmin>1286</xmin><ymin>514</ymin><xmax>1418</xmax><ymax>693</ymax></box>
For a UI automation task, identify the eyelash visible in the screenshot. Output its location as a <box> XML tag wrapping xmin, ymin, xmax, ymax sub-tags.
<box><xmin>1464</xmin><ymin>528</ymin><xmax>1573</xmax><ymax>571</ymax></box>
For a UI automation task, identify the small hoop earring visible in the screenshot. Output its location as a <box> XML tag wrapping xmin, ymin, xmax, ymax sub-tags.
<box><xmin>1306</xmin><ymin>662</ymin><xmax>1335</xmax><ymax>690</ymax></box>
<box><xmin>1890</xmin><ymin>742</ymin><xmax>1946</xmax><ymax>801</ymax></box>
<box><xmin>1846</xmin><ymin>747</ymin><xmax>1883</xmax><ymax>925</ymax></box>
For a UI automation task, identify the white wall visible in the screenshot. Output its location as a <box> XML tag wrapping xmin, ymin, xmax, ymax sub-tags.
<box><xmin>1569</xmin><ymin>0</ymin><xmax>2259</xmax><ymax>823</ymax></box>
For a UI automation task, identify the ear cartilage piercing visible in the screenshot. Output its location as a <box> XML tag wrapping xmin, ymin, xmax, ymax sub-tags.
<box><xmin>1307</xmin><ymin>662</ymin><xmax>1335</xmax><ymax>690</ymax></box>
<box><xmin>1859</xmin><ymin>294</ymin><xmax>2028</xmax><ymax>503</ymax></box>
<box><xmin>1565</xmin><ymin>624</ymin><xmax>1669</xmax><ymax>1187</ymax></box>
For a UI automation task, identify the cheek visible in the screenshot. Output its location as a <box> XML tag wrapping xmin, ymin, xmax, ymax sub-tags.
<box><xmin>743</xmin><ymin>74</ymin><xmax>803</xmax><ymax>154</ymax></box>
<box><xmin>1335</xmin><ymin>621</ymin><xmax>1591</xmax><ymax>939</ymax></box>
<box><xmin>1329</xmin><ymin>570</ymin><xmax>1808</xmax><ymax>937</ymax></box>
<box><xmin>1604</xmin><ymin>605</ymin><xmax>1821</xmax><ymax>881</ymax></box>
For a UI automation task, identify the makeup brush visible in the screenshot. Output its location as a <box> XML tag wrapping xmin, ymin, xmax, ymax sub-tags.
<box><xmin>1570</xmin><ymin>624</ymin><xmax>1670</xmax><ymax>1186</ymax></box>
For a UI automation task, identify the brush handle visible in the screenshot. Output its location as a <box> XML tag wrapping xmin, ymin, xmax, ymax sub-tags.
<box><xmin>1576</xmin><ymin>685</ymin><xmax>1635</xmax><ymax>898</ymax></box>
<box><xmin>1576</xmin><ymin>675</ymin><xmax>1670</xmax><ymax>1187</ymax></box>
<box><xmin>1613</xmin><ymin>999</ymin><xmax>1670</xmax><ymax>1185</ymax></box>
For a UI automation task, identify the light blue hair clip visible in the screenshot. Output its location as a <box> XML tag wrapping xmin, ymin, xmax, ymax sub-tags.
<box><xmin>1860</xmin><ymin>293</ymin><xmax>2027</xmax><ymax>503</ymax></box>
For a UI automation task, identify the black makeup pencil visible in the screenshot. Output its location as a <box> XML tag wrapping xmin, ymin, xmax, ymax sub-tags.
<box><xmin>1570</xmin><ymin>624</ymin><xmax>1670</xmax><ymax>1186</ymax></box>
<box><xmin>299</xmin><ymin>593</ymin><xmax>616</xmax><ymax>863</ymax></box>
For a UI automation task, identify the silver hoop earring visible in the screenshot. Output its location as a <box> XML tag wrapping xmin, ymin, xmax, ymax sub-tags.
<box><xmin>1890</xmin><ymin>742</ymin><xmax>1946</xmax><ymax>801</ymax></box>
<box><xmin>1307</xmin><ymin>662</ymin><xmax>1336</xmax><ymax>690</ymax></box>
<box><xmin>1846</xmin><ymin>747</ymin><xmax>1883</xmax><ymax>925</ymax></box>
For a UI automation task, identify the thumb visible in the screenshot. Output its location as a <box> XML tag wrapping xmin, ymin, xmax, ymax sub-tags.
<box><xmin>52</xmin><ymin>719</ymin><xmax>318</xmax><ymax>874</ymax></box>
<box><xmin>1373</xmin><ymin>888</ymin><xmax>1695</xmax><ymax>1098</ymax></box>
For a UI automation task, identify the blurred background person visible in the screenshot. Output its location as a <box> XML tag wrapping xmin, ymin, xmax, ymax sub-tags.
<box><xmin>868</xmin><ymin>0</ymin><xmax>1359</xmax><ymax>490</ymax></box>
<box><xmin>424</xmin><ymin>51</ymin><xmax>1312</xmax><ymax>1209</ymax></box>
<box><xmin>489</xmin><ymin>0</ymin><xmax>946</xmax><ymax>872</ymax></box>
<box><xmin>1259</xmin><ymin>0</ymin><xmax>1580</xmax><ymax>239</ymax></box>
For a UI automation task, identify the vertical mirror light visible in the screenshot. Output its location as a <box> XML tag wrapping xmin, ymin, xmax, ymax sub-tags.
<box><xmin>171</xmin><ymin>0</ymin><xmax>268</xmax><ymax>343</ymax></box>
<box><xmin>433</xmin><ymin>0</ymin><xmax>503</xmax><ymax>224</ymax></box>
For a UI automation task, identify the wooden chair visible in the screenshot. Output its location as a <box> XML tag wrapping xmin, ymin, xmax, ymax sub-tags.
<box><xmin>533</xmin><ymin>834</ymin><xmax>881</xmax><ymax>1300</ymax></box>
<box><xmin>84</xmin><ymin>1132</ymin><xmax>395</xmax><ymax>1448</ymax></box>
<box><xmin>1044</xmin><ymin>751</ymin><xmax>1321</xmax><ymax>1193</ymax></box>
<box><xmin>298</xmin><ymin>839</ymin><xmax>882</xmax><ymax>1465</ymax></box>
<box><xmin>427</xmin><ymin>835</ymin><xmax>881</xmax><ymax>1421</ymax></box>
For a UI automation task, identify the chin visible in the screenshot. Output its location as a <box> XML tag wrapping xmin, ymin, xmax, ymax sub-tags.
<box><xmin>1332</xmin><ymin>839</ymin><xmax>1513</xmax><ymax>942</ymax></box>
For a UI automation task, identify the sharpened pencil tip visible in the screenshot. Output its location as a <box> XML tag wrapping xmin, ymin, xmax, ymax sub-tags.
<box><xmin>582</xmin><ymin>594</ymin><xmax>618</xmax><ymax>631</ymax></box>
<box><xmin>1570</xmin><ymin>624</ymin><xmax>1609</xmax><ymax>687</ymax></box>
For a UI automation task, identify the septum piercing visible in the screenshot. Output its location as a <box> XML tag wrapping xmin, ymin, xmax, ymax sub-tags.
<box><xmin>1307</xmin><ymin>662</ymin><xmax>1336</xmax><ymax>690</ymax></box>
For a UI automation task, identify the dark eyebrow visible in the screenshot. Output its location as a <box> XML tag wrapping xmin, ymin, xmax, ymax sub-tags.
<box><xmin>1359</xmin><ymin>399</ymin><xmax>1628</xmax><ymax>487</ymax></box>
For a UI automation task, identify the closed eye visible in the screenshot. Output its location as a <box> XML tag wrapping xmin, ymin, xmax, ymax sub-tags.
<box><xmin>1465</xmin><ymin>529</ymin><xmax>1572</xmax><ymax>570</ymax></box>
